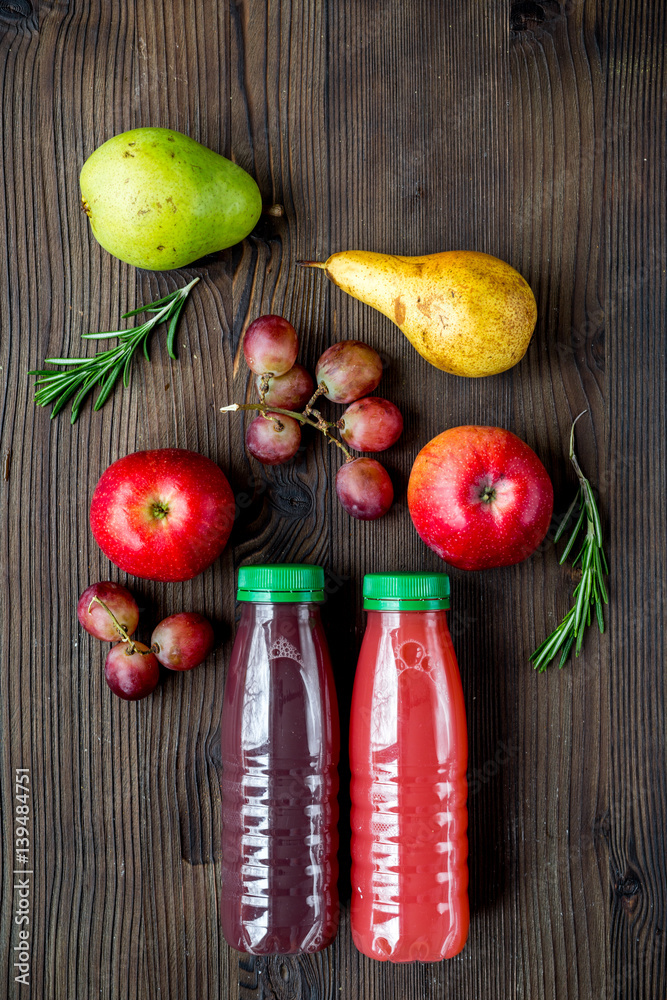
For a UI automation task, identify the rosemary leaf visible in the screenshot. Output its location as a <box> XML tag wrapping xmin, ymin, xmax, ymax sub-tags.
<box><xmin>141</xmin><ymin>329</ymin><xmax>153</xmax><ymax>363</ymax></box>
<box><xmin>554</xmin><ymin>491</ymin><xmax>581</xmax><ymax>543</ymax></box>
<box><xmin>122</xmin><ymin>348</ymin><xmax>136</xmax><ymax>386</ymax></box>
<box><xmin>122</xmin><ymin>290</ymin><xmax>180</xmax><ymax>317</ymax></box>
<box><xmin>557</xmin><ymin>633</ymin><xmax>576</xmax><ymax>670</ymax></box>
<box><xmin>559</xmin><ymin>501</ymin><xmax>586</xmax><ymax>563</ymax></box>
<box><xmin>81</xmin><ymin>329</ymin><xmax>131</xmax><ymax>340</ymax></box>
<box><xmin>43</xmin><ymin>356</ymin><xmax>92</xmax><ymax>365</ymax></box>
<box><xmin>573</xmin><ymin>577</ymin><xmax>588</xmax><ymax>637</ymax></box>
<box><xmin>94</xmin><ymin>362</ymin><xmax>125</xmax><ymax>410</ymax></box>
<box><xmin>166</xmin><ymin>299</ymin><xmax>186</xmax><ymax>359</ymax></box>
<box><xmin>595</xmin><ymin>598</ymin><xmax>605</xmax><ymax>633</ymax></box>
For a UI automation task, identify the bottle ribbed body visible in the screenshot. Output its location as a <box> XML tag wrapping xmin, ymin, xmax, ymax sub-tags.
<box><xmin>221</xmin><ymin>602</ymin><xmax>339</xmax><ymax>955</ymax></box>
<box><xmin>350</xmin><ymin>610</ymin><xmax>468</xmax><ymax>962</ymax></box>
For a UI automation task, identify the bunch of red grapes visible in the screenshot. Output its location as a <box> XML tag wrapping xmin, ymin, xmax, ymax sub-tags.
<box><xmin>77</xmin><ymin>582</ymin><xmax>215</xmax><ymax>701</ymax></box>
<box><xmin>240</xmin><ymin>315</ymin><xmax>403</xmax><ymax>520</ymax></box>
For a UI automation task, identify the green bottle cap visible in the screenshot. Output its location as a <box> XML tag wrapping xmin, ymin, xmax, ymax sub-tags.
<box><xmin>237</xmin><ymin>563</ymin><xmax>326</xmax><ymax>603</ymax></box>
<box><xmin>363</xmin><ymin>572</ymin><xmax>450</xmax><ymax>610</ymax></box>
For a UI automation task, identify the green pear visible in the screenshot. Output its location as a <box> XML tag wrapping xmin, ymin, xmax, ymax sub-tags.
<box><xmin>80</xmin><ymin>127</ymin><xmax>262</xmax><ymax>270</ymax></box>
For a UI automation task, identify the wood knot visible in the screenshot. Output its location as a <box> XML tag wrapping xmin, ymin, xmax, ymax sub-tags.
<box><xmin>510</xmin><ymin>0</ymin><xmax>561</xmax><ymax>32</ymax></box>
<box><xmin>0</xmin><ymin>0</ymin><xmax>32</xmax><ymax>20</ymax></box>
<box><xmin>269</xmin><ymin>482</ymin><xmax>313</xmax><ymax>517</ymax></box>
<box><xmin>615</xmin><ymin>871</ymin><xmax>642</xmax><ymax>915</ymax></box>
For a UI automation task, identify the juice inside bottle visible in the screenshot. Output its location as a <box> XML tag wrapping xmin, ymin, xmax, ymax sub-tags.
<box><xmin>220</xmin><ymin>564</ymin><xmax>339</xmax><ymax>955</ymax></box>
<box><xmin>350</xmin><ymin>572</ymin><xmax>469</xmax><ymax>962</ymax></box>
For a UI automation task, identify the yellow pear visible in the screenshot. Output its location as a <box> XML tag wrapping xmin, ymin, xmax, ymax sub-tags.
<box><xmin>301</xmin><ymin>250</ymin><xmax>537</xmax><ymax>377</ymax></box>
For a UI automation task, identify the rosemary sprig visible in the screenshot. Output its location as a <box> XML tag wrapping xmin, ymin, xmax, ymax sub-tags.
<box><xmin>31</xmin><ymin>276</ymin><xmax>200</xmax><ymax>424</ymax></box>
<box><xmin>531</xmin><ymin>412</ymin><xmax>608</xmax><ymax>672</ymax></box>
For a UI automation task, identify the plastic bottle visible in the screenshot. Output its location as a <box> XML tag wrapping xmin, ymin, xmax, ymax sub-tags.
<box><xmin>220</xmin><ymin>564</ymin><xmax>339</xmax><ymax>955</ymax></box>
<box><xmin>350</xmin><ymin>572</ymin><xmax>468</xmax><ymax>962</ymax></box>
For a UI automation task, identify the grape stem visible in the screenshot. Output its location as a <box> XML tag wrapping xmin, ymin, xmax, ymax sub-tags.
<box><xmin>88</xmin><ymin>595</ymin><xmax>138</xmax><ymax>652</ymax></box>
<box><xmin>303</xmin><ymin>382</ymin><xmax>326</xmax><ymax>416</ymax></box>
<box><xmin>257</xmin><ymin>373</ymin><xmax>271</xmax><ymax>406</ymax></box>
<box><xmin>220</xmin><ymin>402</ymin><xmax>353</xmax><ymax>460</ymax></box>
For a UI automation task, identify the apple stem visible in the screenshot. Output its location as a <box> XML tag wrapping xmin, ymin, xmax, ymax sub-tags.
<box><xmin>88</xmin><ymin>595</ymin><xmax>136</xmax><ymax>651</ymax></box>
<box><xmin>220</xmin><ymin>401</ymin><xmax>353</xmax><ymax>460</ymax></box>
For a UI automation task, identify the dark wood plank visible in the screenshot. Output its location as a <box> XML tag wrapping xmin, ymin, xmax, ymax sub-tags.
<box><xmin>1</xmin><ymin>1</ymin><xmax>666</xmax><ymax>998</ymax></box>
<box><xmin>602</xmin><ymin>2</ymin><xmax>667</xmax><ymax>998</ymax></box>
<box><xmin>507</xmin><ymin>5</ymin><xmax>609</xmax><ymax>999</ymax></box>
<box><xmin>2</xmin><ymin>2</ymin><xmax>238</xmax><ymax>998</ymax></box>
<box><xmin>127</xmin><ymin>4</ymin><xmax>237</xmax><ymax>1000</ymax></box>
<box><xmin>0</xmin><ymin>6</ymin><xmax>42</xmax><ymax>999</ymax></box>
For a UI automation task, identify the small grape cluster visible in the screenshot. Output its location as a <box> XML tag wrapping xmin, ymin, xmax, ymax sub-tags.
<box><xmin>77</xmin><ymin>581</ymin><xmax>215</xmax><ymax>701</ymax></box>
<box><xmin>222</xmin><ymin>315</ymin><xmax>403</xmax><ymax>520</ymax></box>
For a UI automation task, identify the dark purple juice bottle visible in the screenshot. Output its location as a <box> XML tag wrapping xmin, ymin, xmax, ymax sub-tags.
<box><xmin>220</xmin><ymin>564</ymin><xmax>339</xmax><ymax>955</ymax></box>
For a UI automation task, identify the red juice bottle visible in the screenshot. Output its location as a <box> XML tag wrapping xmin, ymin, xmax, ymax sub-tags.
<box><xmin>220</xmin><ymin>564</ymin><xmax>339</xmax><ymax>955</ymax></box>
<box><xmin>350</xmin><ymin>572</ymin><xmax>469</xmax><ymax>962</ymax></box>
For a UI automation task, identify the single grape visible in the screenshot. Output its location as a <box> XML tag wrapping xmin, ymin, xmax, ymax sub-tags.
<box><xmin>336</xmin><ymin>458</ymin><xmax>394</xmax><ymax>520</ymax></box>
<box><xmin>104</xmin><ymin>642</ymin><xmax>160</xmax><ymax>701</ymax></box>
<box><xmin>77</xmin><ymin>581</ymin><xmax>140</xmax><ymax>641</ymax></box>
<box><xmin>243</xmin><ymin>315</ymin><xmax>299</xmax><ymax>376</ymax></box>
<box><xmin>315</xmin><ymin>341</ymin><xmax>383</xmax><ymax>403</ymax></box>
<box><xmin>151</xmin><ymin>612</ymin><xmax>215</xmax><ymax>671</ymax></box>
<box><xmin>338</xmin><ymin>396</ymin><xmax>403</xmax><ymax>452</ymax></box>
<box><xmin>256</xmin><ymin>363</ymin><xmax>315</xmax><ymax>409</ymax></box>
<box><xmin>246</xmin><ymin>412</ymin><xmax>302</xmax><ymax>465</ymax></box>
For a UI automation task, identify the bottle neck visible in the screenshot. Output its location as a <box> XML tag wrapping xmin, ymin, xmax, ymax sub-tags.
<box><xmin>239</xmin><ymin>601</ymin><xmax>322</xmax><ymax>623</ymax></box>
<box><xmin>365</xmin><ymin>608</ymin><xmax>448</xmax><ymax>621</ymax></box>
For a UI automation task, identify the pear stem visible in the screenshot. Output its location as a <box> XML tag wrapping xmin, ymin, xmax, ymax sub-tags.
<box><xmin>296</xmin><ymin>261</ymin><xmax>326</xmax><ymax>269</ymax></box>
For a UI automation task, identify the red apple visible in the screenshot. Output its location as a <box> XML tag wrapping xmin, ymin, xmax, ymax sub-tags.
<box><xmin>408</xmin><ymin>426</ymin><xmax>553</xmax><ymax>570</ymax></box>
<box><xmin>90</xmin><ymin>448</ymin><xmax>235</xmax><ymax>582</ymax></box>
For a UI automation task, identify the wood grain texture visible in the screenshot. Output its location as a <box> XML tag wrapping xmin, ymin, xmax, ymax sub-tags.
<box><xmin>0</xmin><ymin>1</ymin><xmax>665</xmax><ymax>998</ymax></box>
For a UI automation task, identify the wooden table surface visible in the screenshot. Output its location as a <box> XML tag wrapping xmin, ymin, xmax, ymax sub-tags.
<box><xmin>1</xmin><ymin>2</ymin><xmax>665</xmax><ymax>998</ymax></box>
